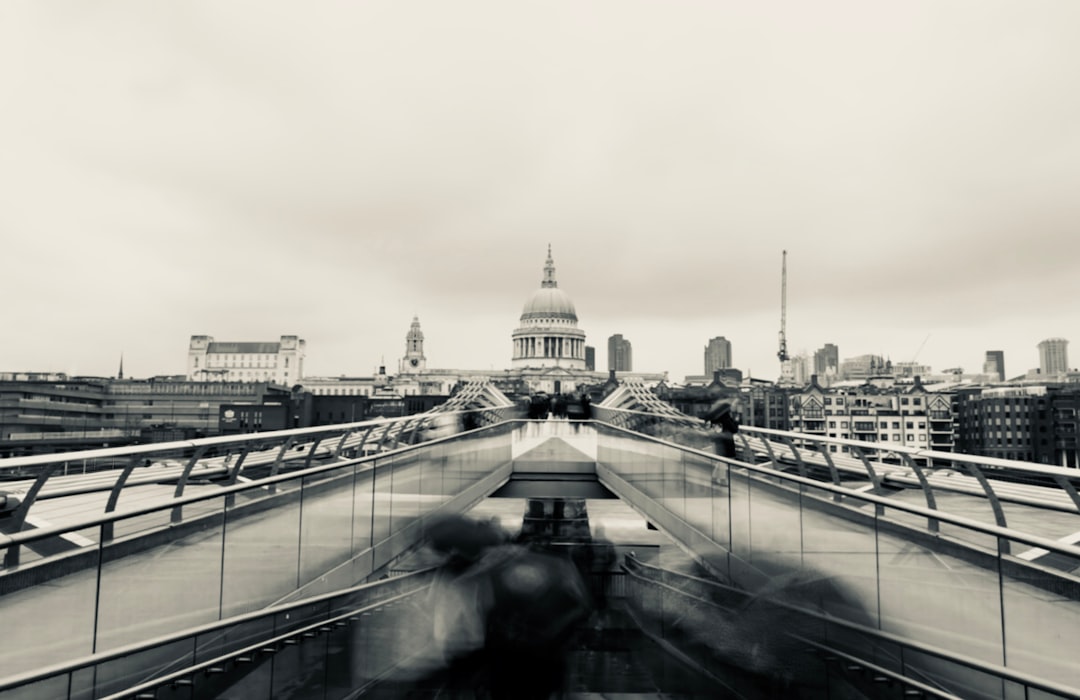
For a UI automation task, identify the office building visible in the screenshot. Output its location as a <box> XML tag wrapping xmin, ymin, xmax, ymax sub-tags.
<box><xmin>1038</xmin><ymin>338</ymin><xmax>1069</xmax><ymax>376</ymax></box>
<box><xmin>983</xmin><ymin>351</ymin><xmax>1006</xmax><ymax>382</ymax></box>
<box><xmin>814</xmin><ymin>344</ymin><xmax>839</xmax><ymax>376</ymax></box>
<box><xmin>585</xmin><ymin>346</ymin><xmax>595</xmax><ymax>371</ymax></box>
<box><xmin>608</xmin><ymin>334</ymin><xmax>633</xmax><ymax>372</ymax></box>
<box><xmin>704</xmin><ymin>337</ymin><xmax>732</xmax><ymax>374</ymax></box>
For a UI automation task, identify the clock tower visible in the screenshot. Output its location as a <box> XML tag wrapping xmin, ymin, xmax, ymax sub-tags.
<box><xmin>399</xmin><ymin>316</ymin><xmax>427</xmax><ymax>373</ymax></box>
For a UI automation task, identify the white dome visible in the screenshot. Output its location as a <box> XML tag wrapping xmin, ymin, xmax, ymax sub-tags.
<box><xmin>521</xmin><ymin>287</ymin><xmax>577</xmax><ymax>321</ymax></box>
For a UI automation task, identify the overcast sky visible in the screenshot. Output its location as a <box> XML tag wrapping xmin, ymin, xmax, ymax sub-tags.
<box><xmin>2</xmin><ymin>1</ymin><xmax>1078</xmax><ymax>383</ymax></box>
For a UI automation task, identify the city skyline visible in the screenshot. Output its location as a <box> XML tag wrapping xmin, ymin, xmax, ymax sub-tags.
<box><xmin>3</xmin><ymin>2</ymin><xmax>1079</xmax><ymax>383</ymax></box>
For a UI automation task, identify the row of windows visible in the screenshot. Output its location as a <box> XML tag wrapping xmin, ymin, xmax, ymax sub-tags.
<box><xmin>829</xmin><ymin>420</ymin><xmax>926</xmax><ymax>430</ymax></box>
<box><xmin>826</xmin><ymin>433</ymin><xmax>927</xmax><ymax>442</ymax></box>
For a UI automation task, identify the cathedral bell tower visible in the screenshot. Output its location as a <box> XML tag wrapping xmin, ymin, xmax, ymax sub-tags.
<box><xmin>400</xmin><ymin>316</ymin><xmax>427</xmax><ymax>373</ymax></box>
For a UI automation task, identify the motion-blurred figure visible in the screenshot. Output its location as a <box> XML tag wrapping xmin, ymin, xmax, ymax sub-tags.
<box><xmin>416</xmin><ymin>514</ymin><xmax>592</xmax><ymax>699</ymax></box>
<box><xmin>703</xmin><ymin>399</ymin><xmax>740</xmax><ymax>460</ymax></box>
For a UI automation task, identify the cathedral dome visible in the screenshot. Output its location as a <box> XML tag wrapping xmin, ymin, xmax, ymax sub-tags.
<box><xmin>511</xmin><ymin>246</ymin><xmax>586</xmax><ymax>371</ymax></box>
<box><xmin>521</xmin><ymin>286</ymin><xmax>577</xmax><ymax>321</ymax></box>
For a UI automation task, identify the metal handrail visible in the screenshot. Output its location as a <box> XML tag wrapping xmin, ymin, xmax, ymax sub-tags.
<box><xmin>0</xmin><ymin>418</ymin><xmax>518</xmax><ymax>552</ymax></box>
<box><xmin>591</xmin><ymin>421</ymin><xmax>1080</xmax><ymax>561</ymax></box>
<box><xmin>595</xmin><ymin>406</ymin><xmax>1080</xmax><ymax>533</ymax></box>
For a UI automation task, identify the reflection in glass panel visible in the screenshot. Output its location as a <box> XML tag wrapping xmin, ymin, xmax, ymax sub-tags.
<box><xmin>389</xmin><ymin>451</ymin><xmax>422</xmax><ymax>534</ymax></box>
<box><xmin>661</xmin><ymin>445</ymin><xmax>686</xmax><ymax>521</ymax></box>
<box><xmin>221</xmin><ymin>480</ymin><xmax>302</xmax><ymax>618</ymax></box>
<box><xmin>797</xmin><ymin>483</ymin><xmax>880</xmax><ymax>628</ymax></box>
<box><xmin>876</xmin><ymin>504</ymin><xmax>1003</xmax><ymax>668</ymax></box>
<box><xmin>371</xmin><ymin>457</ymin><xmax>394</xmax><ymax>545</ymax></box>
<box><xmin>96</xmin><ymin>504</ymin><xmax>225</xmax><ymax>653</ymax></box>
<box><xmin>999</xmin><ymin>534</ymin><xmax>1080</xmax><ymax>694</ymax></box>
<box><xmin>745</xmin><ymin>473</ymin><xmax>802</xmax><ymax>578</ymax></box>
<box><xmin>728</xmin><ymin>466</ymin><xmax>752</xmax><ymax>561</ymax></box>
<box><xmin>92</xmin><ymin>638</ymin><xmax>194</xmax><ymax>699</ymax></box>
<box><xmin>352</xmin><ymin>464</ymin><xmax>375</xmax><ymax>556</ymax></box>
<box><xmin>681</xmin><ymin>451</ymin><xmax>715</xmax><ymax>541</ymax></box>
<box><xmin>0</xmin><ymin>552</ymin><xmax>99</xmax><ymax>683</ymax></box>
<box><xmin>298</xmin><ymin>465</ymin><xmax>357</xmax><ymax>586</ymax></box>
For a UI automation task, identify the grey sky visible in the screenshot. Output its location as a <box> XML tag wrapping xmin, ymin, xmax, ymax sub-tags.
<box><xmin>2</xmin><ymin>1</ymin><xmax>1078</xmax><ymax>382</ymax></box>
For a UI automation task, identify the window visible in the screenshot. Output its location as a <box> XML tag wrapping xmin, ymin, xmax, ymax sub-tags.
<box><xmin>880</xmin><ymin>433</ymin><xmax>888</xmax><ymax>441</ymax></box>
<box><xmin>906</xmin><ymin>422</ymin><xmax>914</xmax><ymax>429</ymax></box>
<box><xmin>901</xmin><ymin>398</ymin><xmax>909</xmax><ymax>405</ymax></box>
<box><xmin>836</xmin><ymin>397</ymin><xmax>845</xmax><ymax>406</ymax></box>
<box><xmin>913</xmin><ymin>398</ymin><xmax>922</xmax><ymax>406</ymax></box>
<box><xmin>828</xmin><ymin>420</ymin><xmax>836</xmax><ymax>428</ymax></box>
<box><xmin>907</xmin><ymin>434</ymin><xmax>914</xmax><ymax>441</ymax></box>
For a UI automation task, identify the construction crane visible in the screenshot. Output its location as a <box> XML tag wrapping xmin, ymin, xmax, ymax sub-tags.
<box><xmin>777</xmin><ymin>250</ymin><xmax>789</xmax><ymax>363</ymax></box>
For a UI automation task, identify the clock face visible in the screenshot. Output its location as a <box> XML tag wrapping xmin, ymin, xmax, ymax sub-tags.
<box><xmin>410</xmin><ymin>358</ymin><xmax>419</xmax><ymax>367</ymax></box>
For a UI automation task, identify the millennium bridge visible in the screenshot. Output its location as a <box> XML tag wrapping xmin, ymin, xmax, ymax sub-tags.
<box><xmin>0</xmin><ymin>378</ymin><xmax>1078</xmax><ymax>699</ymax></box>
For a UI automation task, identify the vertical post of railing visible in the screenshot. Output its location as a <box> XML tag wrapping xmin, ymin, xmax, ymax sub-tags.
<box><xmin>103</xmin><ymin>454</ymin><xmax>147</xmax><ymax>541</ymax></box>
<box><xmin>954</xmin><ymin>460</ymin><xmax>1009</xmax><ymax>553</ymax></box>
<box><xmin>1051</xmin><ymin>473</ymin><xmax>1080</xmax><ymax>514</ymax></box>
<box><xmin>813</xmin><ymin>440</ymin><xmax>844</xmax><ymax>502</ymax></box>
<box><xmin>2</xmin><ymin>463</ymin><xmax>59</xmax><ymax>568</ymax></box>
<box><xmin>302</xmin><ymin>437</ymin><xmax>324</xmax><ymax>469</ymax></box>
<box><xmin>332</xmin><ymin>430</ymin><xmax>355</xmax><ymax>460</ymax></box>
<box><xmin>900</xmin><ymin>453</ymin><xmax>939</xmax><ymax>533</ymax></box>
<box><xmin>849</xmin><ymin>446</ymin><xmax>885</xmax><ymax>515</ymax></box>
<box><xmin>779</xmin><ymin>435</ymin><xmax>809</xmax><ymax>479</ymax></box>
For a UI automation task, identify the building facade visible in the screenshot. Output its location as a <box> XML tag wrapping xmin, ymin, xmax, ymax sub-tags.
<box><xmin>1038</xmin><ymin>338</ymin><xmax>1069</xmax><ymax>376</ymax></box>
<box><xmin>608</xmin><ymin>334</ymin><xmax>633</xmax><ymax>372</ymax></box>
<box><xmin>187</xmin><ymin>335</ymin><xmax>306</xmax><ymax>385</ymax></box>
<box><xmin>704</xmin><ymin>337</ymin><xmax>732</xmax><ymax>374</ymax></box>
<box><xmin>814</xmin><ymin>344</ymin><xmax>839</xmax><ymax>377</ymax></box>
<box><xmin>983</xmin><ymin>351</ymin><xmax>1006</xmax><ymax>382</ymax></box>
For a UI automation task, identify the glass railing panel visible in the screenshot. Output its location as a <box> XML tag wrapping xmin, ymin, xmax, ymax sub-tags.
<box><xmin>347</xmin><ymin>593</ymin><xmax>431</xmax><ymax>693</ymax></box>
<box><xmin>709</xmin><ymin>460</ymin><xmax>731</xmax><ymax>557</ymax></box>
<box><xmin>220</xmin><ymin>478</ymin><xmax>302</xmax><ymax>619</ymax></box>
<box><xmin>661</xmin><ymin>444</ymin><xmax>686</xmax><ymax>521</ymax></box>
<box><xmin>296</xmin><ymin>463</ymin><xmax>357</xmax><ymax>587</ymax></box>
<box><xmin>194</xmin><ymin>615</ymin><xmax>275</xmax><ymax>668</ymax></box>
<box><xmin>875</xmin><ymin>502</ymin><xmax>1005</xmax><ymax>670</ymax></box>
<box><xmin>745</xmin><ymin>472</ymin><xmax>802</xmax><ymax>579</ymax></box>
<box><xmin>0</xmin><ymin>674</ymin><xmax>71</xmax><ymax>700</ymax></box>
<box><xmin>797</xmin><ymin>482</ymin><xmax>881</xmax><ymax>628</ymax></box>
<box><xmin>900</xmin><ymin>647</ymin><xmax>1008</xmax><ymax>700</ymax></box>
<box><xmin>0</xmin><ymin>547</ymin><xmax>99</xmax><ymax>682</ymax></box>
<box><xmin>371</xmin><ymin>456</ymin><xmax>394</xmax><ymax>545</ymax></box>
<box><xmin>997</xmin><ymin>533</ymin><xmax>1080</xmax><ymax>694</ymax></box>
<box><xmin>681</xmin><ymin>449</ymin><xmax>717</xmax><ymax>546</ymax></box>
<box><xmin>417</xmin><ymin>441</ymin><xmax>449</xmax><ymax>514</ymax></box>
<box><xmin>95</xmin><ymin>501</ymin><xmax>226</xmax><ymax>654</ymax></box>
<box><xmin>352</xmin><ymin>463</ymin><xmax>374</xmax><ymax>556</ymax></box>
<box><xmin>89</xmin><ymin>637</ymin><xmax>195</xmax><ymax>700</ymax></box>
<box><xmin>389</xmin><ymin>450</ymin><xmax>422</xmax><ymax>534</ymax></box>
<box><xmin>728</xmin><ymin>464</ymin><xmax>752</xmax><ymax>565</ymax></box>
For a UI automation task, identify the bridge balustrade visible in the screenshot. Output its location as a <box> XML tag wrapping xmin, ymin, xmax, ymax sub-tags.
<box><xmin>0</xmin><ymin>416</ymin><xmax>513</xmax><ymax>685</ymax></box>
<box><xmin>591</xmin><ymin>415</ymin><xmax>1080</xmax><ymax>696</ymax></box>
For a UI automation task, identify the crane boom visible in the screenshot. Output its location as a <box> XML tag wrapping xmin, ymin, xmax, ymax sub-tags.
<box><xmin>777</xmin><ymin>250</ymin><xmax>789</xmax><ymax>362</ymax></box>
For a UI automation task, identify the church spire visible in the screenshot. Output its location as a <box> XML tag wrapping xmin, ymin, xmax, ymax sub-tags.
<box><xmin>118</xmin><ymin>353</ymin><xmax>124</xmax><ymax>380</ymax></box>
<box><xmin>541</xmin><ymin>243</ymin><xmax>557</xmax><ymax>288</ymax></box>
